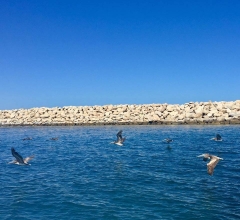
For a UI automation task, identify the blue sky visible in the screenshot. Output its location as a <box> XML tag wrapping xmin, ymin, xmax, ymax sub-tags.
<box><xmin>1</xmin><ymin>0</ymin><xmax>240</xmax><ymax>110</ymax></box>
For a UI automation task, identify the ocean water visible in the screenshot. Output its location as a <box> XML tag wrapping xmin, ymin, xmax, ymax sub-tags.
<box><xmin>0</xmin><ymin>125</ymin><xmax>240</xmax><ymax>220</ymax></box>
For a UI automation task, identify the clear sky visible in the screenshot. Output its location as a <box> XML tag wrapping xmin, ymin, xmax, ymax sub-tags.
<box><xmin>1</xmin><ymin>0</ymin><xmax>240</xmax><ymax>110</ymax></box>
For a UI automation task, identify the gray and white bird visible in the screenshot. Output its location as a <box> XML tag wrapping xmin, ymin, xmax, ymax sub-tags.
<box><xmin>50</xmin><ymin>137</ymin><xmax>59</xmax><ymax>141</ymax></box>
<box><xmin>111</xmin><ymin>130</ymin><xmax>126</xmax><ymax>146</ymax></box>
<box><xmin>23</xmin><ymin>137</ymin><xmax>32</xmax><ymax>141</ymax></box>
<box><xmin>210</xmin><ymin>134</ymin><xmax>222</xmax><ymax>141</ymax></box>
<box><xmin>163</xmin><ymin>138</ymin><xmax>173</xmax><ymax>143</ymax></box>
<box><xmin>197</xmin><ymin>153</ymin><xmax>223</xmax><ymax>175</ymax></box>
<box><xmin>9</xmin><ymin>148</ymin><xmax>34</xmax><ymax>165</ymax></box>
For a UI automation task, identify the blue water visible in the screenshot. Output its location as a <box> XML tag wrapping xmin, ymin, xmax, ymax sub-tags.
<box><xmin>0</xmin><ymin>125</ymin><xmax>240</xmax><ymax>220</ymax></box>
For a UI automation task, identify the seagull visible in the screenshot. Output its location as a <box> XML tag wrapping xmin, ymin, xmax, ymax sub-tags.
<box><xmin>163</xmin><ymin>138</ymin><xmax>173</xmax><ymax>143</ymax></box>
<box><xmin>9</xmin><ymin>148</ymin><xmax>34</xmax><ymax>165</ymax></box>
<box><xmin>197</xmin><ymin>153</ymin><xmax>223</xmax><ymax>175</ymax></box>
<box><xmin>210</xmin><ymin>134</ymin><xmax>222</xmax><ymax>141</ymax></box>
<box><xmin>111</xmin><ymin>130</ymin><xmax>126</xmax><ymax>146</ymax></box>
<box><xmin>23</xmin><ymin>137</ymin><xmax>32</xmax><ymax>141</ymax></box>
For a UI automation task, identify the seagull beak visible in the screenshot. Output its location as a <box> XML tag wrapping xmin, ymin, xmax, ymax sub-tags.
<box><xmin>197</xmin><ymin>154</ymin><xmax>204</xmax><ymax>157</ymax></box>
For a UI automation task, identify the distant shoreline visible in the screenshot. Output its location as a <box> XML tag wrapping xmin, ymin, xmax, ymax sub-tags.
<box><xmin>1</xmin><ymin>100</ymin><xmax>240</xmax><ymax>126</ymax></box>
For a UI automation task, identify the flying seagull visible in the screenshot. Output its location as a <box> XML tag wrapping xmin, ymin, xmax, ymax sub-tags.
<box><xmin>111</xmin><ymin>130</ymin><xmax>126</xmax><ymax>146</ymax></box>
<box><xmin>210</xmin><ymin>134</ymin><xmax>222</xmax><ymax>141</ymax></box>
<box><xmin>163</xmin><ymin>138</ymin><xmax>173</xmax><ymax>143</ymax></box>
<box><xmin>50</xmin><ymin>137</ymin><xmax>59</xmax><ymax>141</ymax></box>
<box><xmin>197</xmin><ymin>153</ymin><xmax>223</xmax><ymax>175</ymax></box>
<box><xmin>9</xmin><ymin>148</ymin><xmax>34</xmax><ymax>165</ymax></box>
<box><xmin>23</xmin><ymin>137</ymin><xmax>32</xmax><ymax>141</ymax></box>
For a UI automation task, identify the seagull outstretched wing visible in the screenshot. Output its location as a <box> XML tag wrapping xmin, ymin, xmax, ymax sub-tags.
<box><xmin>207</xmin><ymin>156</ymin><xmax>221</xmax><ymax>175</ymax></box>
<box><xmin>24</xmin><ymin>156</ymin><xmax>34</xmax><ymax>163</ymax></box>
<box><xmin>117</xmin><ymin>130</ymin><xmax>123</xmax><ymax>141</ymax></box>
<box><xmin>11</xmin><ymin>148</ymin><xmax>25</xmax><ymax>164</ymax></box>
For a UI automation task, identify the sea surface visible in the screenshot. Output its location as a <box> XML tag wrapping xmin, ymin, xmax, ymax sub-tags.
<box><xmin>0</xmin><ymin>125</ymin><xmax>240</xmax><ymax>220</ymax></box>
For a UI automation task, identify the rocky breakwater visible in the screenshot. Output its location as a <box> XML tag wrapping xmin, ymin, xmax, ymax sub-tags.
<box><xmin>0</xmin><ymin>100</ymin><xmax>240</xmax><ymax>126</ymax></box>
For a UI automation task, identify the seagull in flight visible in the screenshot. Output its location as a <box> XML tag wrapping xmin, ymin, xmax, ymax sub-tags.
<box><xmin>50</xmin><ymin>137</ymin><xmax>59</xmax><ymax>141</ymax></box>
<box><xmin>210</xmin><ymin>134</ymin><xmax>222</xmax><ymax>141</ymax></box>
<box><xmin>111</xmin><ymin>130</ymin><xmax>126</xmax><ymax>146</ymax></box>
<box><xmin>197</xmin><ymin>153</ymin><xmax>223</xmax><ymax>175</ymax></box>
<box><xmin>9</xmin><ymin>148</ymin><xmax>34</xmax><ymax>165</ymax></box>
<box><xmin>163</xmin><ymin>138</ymin><xmax>173</xmax><ymax>143</ymax></box>
<box><xmin>23</xmin><ymin>137</ymin><xmax>32</xmax><ymax>141</ymax></box>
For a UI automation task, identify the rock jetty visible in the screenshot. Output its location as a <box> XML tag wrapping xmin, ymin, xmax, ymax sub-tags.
<box><xmin>0</xmin><ymin>100</ymin><xmax>240</xmax><ymax>126</ymax></box>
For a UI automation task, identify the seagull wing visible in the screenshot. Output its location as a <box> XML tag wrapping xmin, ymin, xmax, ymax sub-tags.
<box><xmin>117</xmin><ymin>130</ymin><xmax>123</xmax><ymax>141</ymax></box>
<box><xmin>11</xmin><ymin>148</ymin><xmax>25</xmax><ymax>164</ymax></box>
<box><xmin>8</xmin><ymin>160</ymin><xmax>17</xmax><ymax>164</ymax></box>
<box><xmin>24</xmin><ymin>156</ymin><xmax>34</xmax><ymax>163</ymax></box>
<box><xmin>121</xmin><ymin>137</ymin><xmax>126</xmax><ymax>143</ymax></box>
<box><xmin>197</xmin><ymin>153</ymin><xmax>210</xmax><ymax>159</ymax></box>
<box><xmin>207</xmin><ymin>156</ymin><xmax>220</xmax><ymax>175</ymax></box>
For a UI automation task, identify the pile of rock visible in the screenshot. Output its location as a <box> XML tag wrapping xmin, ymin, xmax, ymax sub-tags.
<box><xmin>0</xmin><ymin>100</ymin><xmax>240</xmax><ymax>126</ymax></box>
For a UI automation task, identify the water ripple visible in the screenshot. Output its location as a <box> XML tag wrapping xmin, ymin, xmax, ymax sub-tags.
<box><xmin>0</xmin><ymin>125</ymin><xmax>240</xmax><ymax>219</ymax></box>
